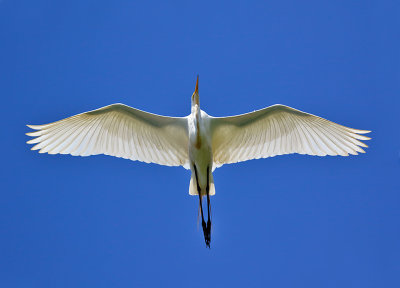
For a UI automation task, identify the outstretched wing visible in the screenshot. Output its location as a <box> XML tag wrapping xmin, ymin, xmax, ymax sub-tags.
<box><xmin>210</xmin><ymin>104</ymin><xmax>370</xmax><ymax>166</ymax></box>
<box><xmin>27</xmin><ymin>103</ymin><xmax>189</xmax><ymax>168</ymax></box>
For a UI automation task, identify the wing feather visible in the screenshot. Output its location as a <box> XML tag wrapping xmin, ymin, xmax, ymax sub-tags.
<box><xmin>27</xmin><ymin>103</ymin><xmax>189</xmax><ymax>167</ymax></box>
<box><xmin>210</xmin><ymin>104</ymin><xmax>370</xmax><ymax>166</ymax></box>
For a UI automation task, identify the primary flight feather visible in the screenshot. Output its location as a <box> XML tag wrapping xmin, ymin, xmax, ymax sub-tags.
<box><xmin>27</xmin><ymin>76</ymin><xmax>370</xmax><ymax>247</ymax></box>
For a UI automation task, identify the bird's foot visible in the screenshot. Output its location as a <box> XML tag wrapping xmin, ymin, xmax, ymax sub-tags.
<box><xmin>203</xmin><ymin>221</ymin><xmax>211</xmax><ymax>248</ymax></box>
<box><xmin>204</xmin><ymin>232</ymin><xmax>211</xmax><ymax>248</ymax></box>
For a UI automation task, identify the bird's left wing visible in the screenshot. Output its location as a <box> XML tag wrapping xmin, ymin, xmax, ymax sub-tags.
<box><xmin>210</xmin><ymin>104</ymin><xmax>370</xmax><ymax>166</ymax></box>
<box><xmin>27</xmin><ymin>103</ymin><xmax>190</xmax><ymax>168</ymax></box>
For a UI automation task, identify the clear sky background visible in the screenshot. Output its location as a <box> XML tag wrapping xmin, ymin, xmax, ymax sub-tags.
<box><xmin>1</xmin><ymin>1</ymin><xmax>399</xmax><ymax>287</ymax></box>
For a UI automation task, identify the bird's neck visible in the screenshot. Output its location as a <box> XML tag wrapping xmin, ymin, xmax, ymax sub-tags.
<box><xmin>191</xmin><ymin>104</ymin><xmax>202</xmax><ymax>148</ymax></box>
<box><xmin>191</xmin><ymin>104</ymin><xmax>201</xmax><ymax>123</ymax></box>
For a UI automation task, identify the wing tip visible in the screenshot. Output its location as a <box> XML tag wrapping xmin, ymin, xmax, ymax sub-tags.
<box><xmin>359</xmin><ymin>129</ymin><xmax>372</xmax><ymax>134</ymax></box>
<box><xmin>350</xmin><ymin>128</ymin><xmax>371</xmax><ymax>135</ymax></box>
<box><xmin>27</xmin><ymin>124</ymin><xmax>41</xmax><ymax>130</ymax></box>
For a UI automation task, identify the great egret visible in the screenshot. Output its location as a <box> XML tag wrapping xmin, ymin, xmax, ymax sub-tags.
<box><xmin>26</xmin><ymin>76</ymin><xmax>370</xmax><ymax>247</ymax></box>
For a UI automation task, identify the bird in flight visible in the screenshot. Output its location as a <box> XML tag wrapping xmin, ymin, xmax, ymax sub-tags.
<box><xmin>27</xmin><ymin>76</ymin><xmax>370</xmax><ymax>248</ymax></box>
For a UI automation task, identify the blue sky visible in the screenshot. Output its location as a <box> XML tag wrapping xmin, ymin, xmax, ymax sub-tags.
<box><xmin>1</xmin><ymin>0</ymin><xmax>399</xmax><ymax>287</ymax></box>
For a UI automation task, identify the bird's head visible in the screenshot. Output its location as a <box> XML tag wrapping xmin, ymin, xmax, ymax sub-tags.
<box><xmin>191</xmin><ymin>75</ymin><xmax>200</xmax><ymax>107</ymax></box>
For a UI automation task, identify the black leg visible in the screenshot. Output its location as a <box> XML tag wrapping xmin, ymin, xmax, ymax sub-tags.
<box><xmin>206</xmin><ymin>166</ymin><xmax>211</xmax><ymax>248</ymax></box>
<box><xmin>206</xmin><ymin>166</ymin><xmax>211</xmax><ymax>220</ymax></box>
<box><xmin>194</xmin><ymin>165</ymin><xmax>208</xmax><ymax>245</ymax></box>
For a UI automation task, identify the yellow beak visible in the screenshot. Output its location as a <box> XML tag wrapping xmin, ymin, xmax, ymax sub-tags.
<box><xmin>194</xmin><ymin>75</ymin><xmax>199</xmax><ymax>95</ymax></box>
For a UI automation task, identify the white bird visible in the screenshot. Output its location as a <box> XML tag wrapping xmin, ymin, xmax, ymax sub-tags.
<box><xmin>26</xmin><ymin>76</ymin><xmax>371</xmax><ymax>247</ymax></box>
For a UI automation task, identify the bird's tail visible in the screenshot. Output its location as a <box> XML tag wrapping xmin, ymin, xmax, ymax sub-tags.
<box><xmin>189</xmin><ymin>173</ymin><xmax>215</xmax><ymax>196</ymax></box>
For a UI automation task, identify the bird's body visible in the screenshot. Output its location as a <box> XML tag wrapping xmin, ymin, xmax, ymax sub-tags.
<box><xmin>27</xmin><ymin>76</ymin><xmax>371</xmax><ymax>247</ymax></box>
<box><xmin>189</xmin><ymin>110</ymin><xmax>209</xmax><ymax>181</ymax></box>
<box><xmin>189</xmin><ymin>105</ymin><xmax>214</xmax><ymax>193</ymax></box>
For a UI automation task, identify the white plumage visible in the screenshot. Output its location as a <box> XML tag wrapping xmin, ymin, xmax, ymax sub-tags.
<box><xmin>27</xmin><ymin>104</ymin><xmax>190</xmax><ymax>167</ymax></box>
<box><xmin>211</xmin><ymin>104</ymin><xmax>370</xmax><ymax>164</ymax></box>
<box><xmin>27</xmin><ymin>76</ymin><xmax>370</xmax><ymax>247</ymax></box>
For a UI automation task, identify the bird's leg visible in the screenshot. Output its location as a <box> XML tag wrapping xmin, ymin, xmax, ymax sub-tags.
<box><xmin>206</xmin><ymin>167</ymin><xmax>211</xmax><ymax>221</ymax></box>
<box><xmin>206</xmin><ymin>166</ymin><xmax>211</xmax><ymax>247</ymax></box>
<box><xmin>194</xmin><ymin>164</ymin><xmax>208</xmax><ymax>245</ymax></box>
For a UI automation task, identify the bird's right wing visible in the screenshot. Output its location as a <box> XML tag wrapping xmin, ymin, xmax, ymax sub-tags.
<box><xmin>27</xmin><ymin>103</ymin><xmax>190</xmax><ymax>168</ymax></box>
<box><xmin>210</xmin><ymin>104</ymin><xmax>370</xmax><ymax>166</ymax></box>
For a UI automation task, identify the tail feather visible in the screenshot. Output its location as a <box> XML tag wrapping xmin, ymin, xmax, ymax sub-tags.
<box><xmin>189</xmin><ymin>173</ymin><xmax>215</xmax><ymax>196</ymax></box>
